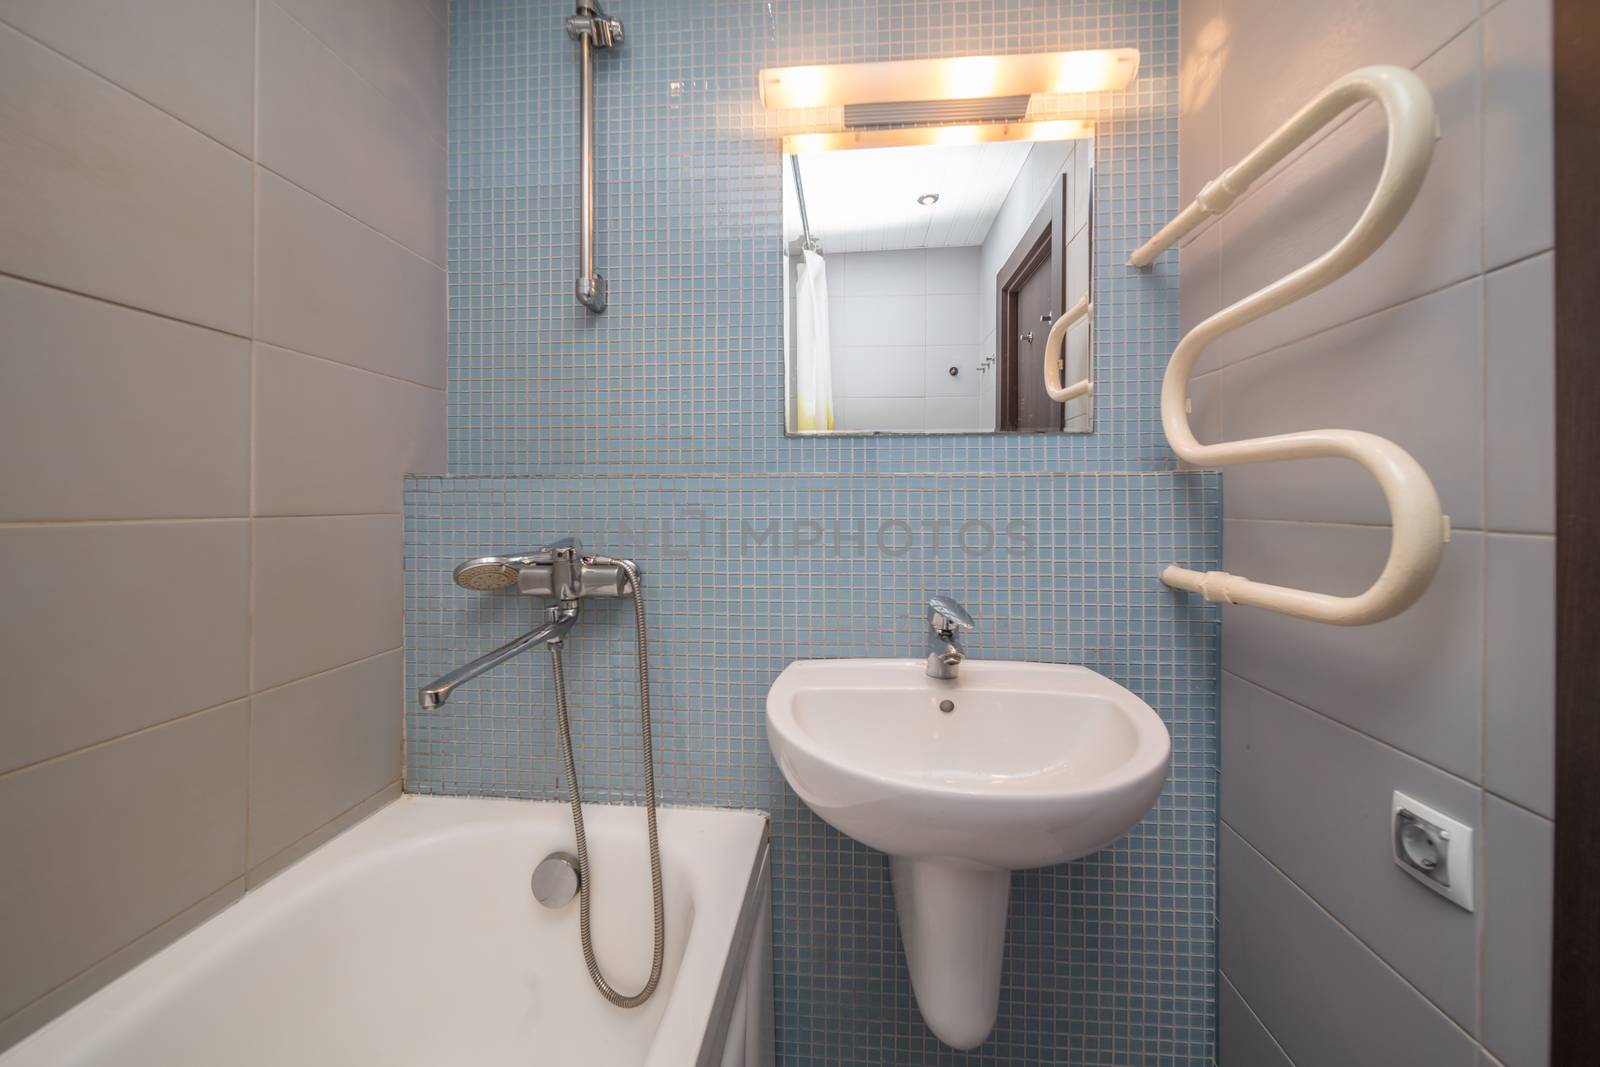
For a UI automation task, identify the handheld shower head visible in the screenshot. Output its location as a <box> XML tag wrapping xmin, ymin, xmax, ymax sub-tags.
<box><xmin>452</xmin><ymin>541</ymin><xmax>584</xmax><ymax>594</ymax></box>
<box><xmin>452</xmin><ymin>556</ymin><xmax>523</xmax><ymax>591</ymax></box>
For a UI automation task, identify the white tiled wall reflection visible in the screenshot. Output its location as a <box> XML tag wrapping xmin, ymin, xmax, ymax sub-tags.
<box><xmin>826</xmin><ymin>248</ymin><xmax>985</xmax><ymax>432</ymax></box>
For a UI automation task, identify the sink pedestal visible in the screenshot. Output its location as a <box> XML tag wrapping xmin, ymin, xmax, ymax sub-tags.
<box><xmin>890</xmin><ymin>856</ymin><xmax>1009</xmax><ymax>1050</ymax></box>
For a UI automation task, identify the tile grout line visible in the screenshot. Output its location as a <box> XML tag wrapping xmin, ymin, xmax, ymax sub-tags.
<box><xmin>0</xmin><ymin>698</ymin><xmax>251</xmax><ymax>786</ymax></box>
<box><xmin>264</xmin><ymin>0</ymin><xmax>448</xmax><ymax>154</ymax></box>
<box><xmin>0</xmin><ymin>17</ymin><xmax>251</xmax><ymax>161</ymax></box>
<box><xmin>1189</xmin><ymin>248</ymin><xmax>1550</xmax><ymax>385</ymax></box>
<box><xmin>0</xmin><ymin>263</ymin><xmax>448</xmax><ymax>392</ymax></box>
<box><xmin>1223</xmin><ymin>516</ymin><xmax>1552</xmax><ymax>538</ymax></box>
<box><xmin>247</xmin><ymin>0</ymin><xmax>263</xmax><ymax>867</ymax></box>
<box><xmin>1475</xmin><ymin>9</ymin><xmax>1492</xmax><ymax>1034</ymax></box>
<box><xmin>1223</xmin><ymin>669</ymin><xmax>1551</xmax><ymax>823</ymax></box>
<box><xmin>255</xmin><ymin>336</ymin><xmax>448</xmax><ymax>393</ymax></box>
<box><xmin>0</xmin><ymin>270</ymin><xmax>252</xmax><ymax>343</ymax></box>
<box><xmin>256</xmin><ymin>160</ymin><xmax>447</xmax><ymax>272</ymax></box>
<box><xmin>0</xmin><ymin>513</ymin><xmax>402</xmax><ymax>530</ymax></box>
<box><xmin>0</xmin><ymin>645</ymin><xmax>406</xmax><ymax>787</ymax></box>
<box><xmin>1217</xmin><ymin>969</ymin><xmax>1300</xmax><ymax>1066</ymax></box>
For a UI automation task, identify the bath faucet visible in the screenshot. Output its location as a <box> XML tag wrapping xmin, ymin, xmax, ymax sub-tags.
<box><xmin>925</xmin><ymin>595</ymin><xmax>976</xmax><ymax>680</ymax></box>
<box><xmin>419</xmin><ymin>603</ymin><xmax>578</xmax><ymax>710</ymax></box>
<box><xmin>418</xmin><ymin>536</ymin><xmax>639</xmax><ymax>710</ymax></box>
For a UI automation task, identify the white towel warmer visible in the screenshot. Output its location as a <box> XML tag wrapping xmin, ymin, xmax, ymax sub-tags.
<box><xmin>1043</xmin><ymin>292</ymin><xmax>1094</xmax><ymax>403</ymax></box>
<box><xmin>1134</xmin><ymin>65</ymin><xmax>1450</xmax><ymax>625</ymax></box>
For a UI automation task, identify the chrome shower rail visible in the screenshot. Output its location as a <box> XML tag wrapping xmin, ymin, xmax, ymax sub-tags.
<box><xmin>565</xmin><ymin>1</ymin><xmax>623</xmax><ymax>313</ymax></box>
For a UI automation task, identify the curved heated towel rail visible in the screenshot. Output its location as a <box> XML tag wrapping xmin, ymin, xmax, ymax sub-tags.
<box><xmin>1043</xmin><ymin>292</ymin><xmax>1094</xmax><ymax>403</ymax></box>
<box><xmin>1133</xmin><ymin>65</ymin><xmax>1450</xmax><ymax>625</ymax></box>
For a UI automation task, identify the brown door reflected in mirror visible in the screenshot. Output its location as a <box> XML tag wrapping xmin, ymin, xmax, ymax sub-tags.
<box><xmin>996</xmin><ymin>176</ymin><xmax>1068</xmax><ymax>431</ymax></box>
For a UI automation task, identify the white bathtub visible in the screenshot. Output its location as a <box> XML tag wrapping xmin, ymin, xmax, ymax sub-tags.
<box><xmin>2</xmin><ymin>796</ymin><xmax>772</xmax><ymax>1067</ymax></box>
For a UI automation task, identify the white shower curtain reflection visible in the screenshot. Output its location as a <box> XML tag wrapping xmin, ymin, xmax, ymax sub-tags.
<box><xmin>793</xmin><ymin>249</ymin><xmax>834</xmax><ymax>431</ymax></box>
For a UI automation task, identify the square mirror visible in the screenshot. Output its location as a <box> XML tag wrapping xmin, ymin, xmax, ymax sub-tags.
<box><xmin>782</xmin><ymin>127</ymin><xmax>1093</xmax><ymax>435</ymax></box>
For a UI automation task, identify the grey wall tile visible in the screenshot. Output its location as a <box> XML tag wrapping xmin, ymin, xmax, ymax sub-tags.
<box><xmin>254</xmin><ymin>343</ymin><xmax>445</xmax><ymax>516</ymax></box>
<box><xmin>1221</xmin><ymin>673</ymin><xmax>1480</xmax><ymax>1026</ymax></box>
<box><xmin>1222</xmin><ymin>521</ymin><xmax>1483</xmax><ymax>780</ymax></box>
<box><xmin>271</xmin><ymin>0</ymin><xmax>446</xmax><ymax>146</ymax></box>
<box><xmin>1178</xmin><ymin>0</ymin><xmax>1223</xmax><ymax>206</ymax></box>
<box><xmin>258</xmin><ymin>2</ymin><xmax>446</xmax><ymax>265</ymax></box>
<box><xmin>1219</xmin><ymin>826</ymin><xmax>1477</xmax><ymax>1067</ymax></box>
<box><xmin>1179</xmin><ymin>221</ymin><xmax>1221</xmax><ymax>336</ymax></box>
<box><xmin>1210</xmin><ymin>28</ymin><xmax>1481</xmax><ymax>368</ymax></box>
<box><xmin>1484</xmin><ymin>254</ymin><xmax>1555</xmax><ymax>533</ymax></box>
<box><xmin>248</xmin><ymin>651</ymin><xmax>403</xmax><ymax>867</ymax></box>
<box><xmin>0</xmin><ymin>522</ymin><xmax>250</xmax><ymax>775</ymax></box>
<box><xmin>0</xmin><ymin>278</ymin><xmax>250</xmax><ymax>522</ymax></box>
<box><xmin>1180</xmin><ymin>220</ymin><xmax>1228</xmax><ymax>381</ymax></box>
<box><xmin>1218</xmin><ymin>972</ymin><xmax>1293</xmax><ymax>1067</ymax></box>
<box><xmin>1481</xmin><ymin>796</ymin><xmax>1552</xmax><ymax>1067</ymax></box>
<box><xmin>256</xmin><ymin>170</ymin><xmax>446</xmax><ymax>389</ymax></box>
<box><xmin>1216</xmin><ymin>0</ymin><xmax>1474</xmax><ymax>168</ymax></box>
<box><xmin>252</xmin><ymin>515</ymin><xmax>404</xmax><ymax>690</ymax></box>
<box><xmin>0</xmin><ymin>26</ymin><xmax>252</xmax><ymax>334</ymax></box>
<box><xmin>0</xmin><ymin>701</ymin><xmax>248</xmax><ymax>1022</ymax></box>
<box><xmin>1483</xmin><ymin>534</ymin><xmax>1554</xmax><ymax>816</ymax></box>
<box><xmin>1481</xmin><ymin>0</ymin><xmax>1553</xmax><ymax>268</ymax></box>
<box><xmin>1217</xmin><ymin>279</ymin><xmax>1484</xmax><ymax>528</ymax></box>
<box><xmin>1187</xmin><ymin>370</ymin><xmax>1223</xmax><ymax>464</ymax></box>
<box><xmin>0</xmin><ymin>0</ymin><xmax>255</xmax><ymax>154</ymax></box>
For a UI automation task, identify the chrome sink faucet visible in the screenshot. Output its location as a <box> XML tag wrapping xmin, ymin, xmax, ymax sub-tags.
<box><xmin>925</xmin><ymin>595</ymin><xmax>976</xmax><ymax>680</ymax></box>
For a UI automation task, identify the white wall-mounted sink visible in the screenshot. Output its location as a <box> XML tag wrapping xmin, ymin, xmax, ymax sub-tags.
<box><xmin>765</xmin><ymin>659</ymin><xmax>1170</xmax><ymax>1049</ymax></box>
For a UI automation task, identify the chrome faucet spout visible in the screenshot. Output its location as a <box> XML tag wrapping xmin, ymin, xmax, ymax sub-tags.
<box><xmin>418</xmin><ymin>605</ymin><xmax>579</xmax><ymax>709</ymax></box>
<box><xmin>925</xmin><ymin>595</ymin><xmax>976</xmax><ymax>680</ymax></box>
<box><xmin>926</xmin><ymin>637</ymin><xmax>965</xmax><ymax>680</ymax></box>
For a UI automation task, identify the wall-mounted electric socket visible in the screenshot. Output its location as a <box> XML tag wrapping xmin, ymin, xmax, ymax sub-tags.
<box><xmin>1392</xmin><ymin>791</ymin><xmax>1474</xmax><ymax>912</ymax></box>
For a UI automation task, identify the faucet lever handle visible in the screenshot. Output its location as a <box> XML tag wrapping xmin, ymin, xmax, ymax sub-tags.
<box><xmin>927</xmin><ymin>595</ymin><xmax>975</xmax><ymax>635</ymax></box>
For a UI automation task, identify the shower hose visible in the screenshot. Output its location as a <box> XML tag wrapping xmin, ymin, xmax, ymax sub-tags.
<box><xmin>546</xmin><ymin>556</ymin><xmax>664</xmax><ymax>1008</ymax></box>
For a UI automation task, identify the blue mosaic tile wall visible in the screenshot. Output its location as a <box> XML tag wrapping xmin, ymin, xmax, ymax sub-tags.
<box><xmin>417</xmin><ymin>1</ymin><xmax>1218</xmax><ymax>1063</ymax></box>
<box><xmin>405</xmin><ymin>472</ymin><xmax>1219</xmax><ymax>1065</ymax></box>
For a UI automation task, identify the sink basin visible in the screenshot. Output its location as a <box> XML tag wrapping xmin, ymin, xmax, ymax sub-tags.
<box><xmin>765</xmin><ymin>658</ymin><xmax>1170</xmax><ymax>1049</ymax></box>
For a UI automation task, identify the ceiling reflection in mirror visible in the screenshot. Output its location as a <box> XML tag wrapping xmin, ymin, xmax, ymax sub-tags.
<box><xmin>783</xmin><ymin>127</ymin><xmax>1093</xmax><ymax>436</ymax></box>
